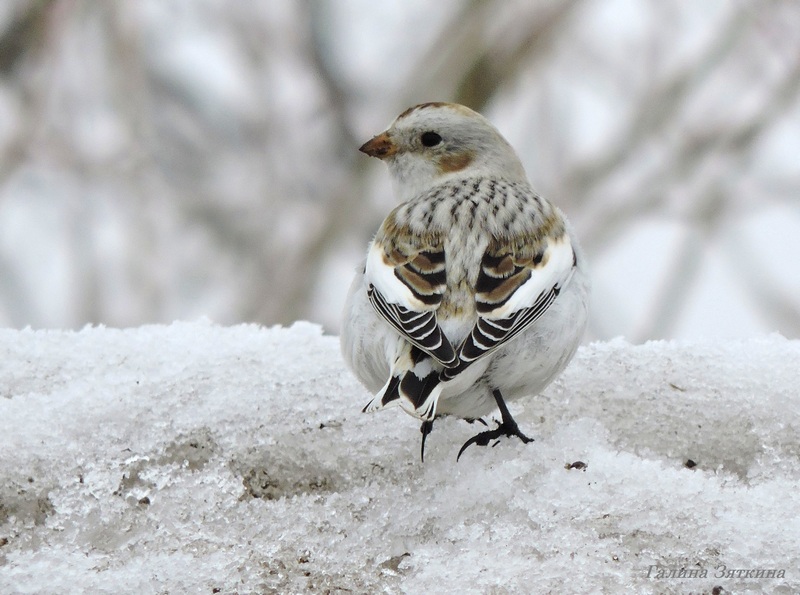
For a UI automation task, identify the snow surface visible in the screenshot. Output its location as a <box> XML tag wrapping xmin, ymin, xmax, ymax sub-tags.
<box><xmin>1</xmin><ymin>321</ymin><xmax>798</xmax><ymax>594</ymax></box>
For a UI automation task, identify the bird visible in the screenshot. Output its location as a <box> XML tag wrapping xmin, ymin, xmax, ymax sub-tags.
<box><xmin>340</xmin><ymin>102</ymin><xmax>590</xmax><ymax>461</ymax></box>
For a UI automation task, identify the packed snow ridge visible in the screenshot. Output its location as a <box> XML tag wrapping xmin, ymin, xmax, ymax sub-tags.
<box><xmin>1</xmin><ymin>321</ymin><xmax>798</xmax><ymax>594</ymax></box>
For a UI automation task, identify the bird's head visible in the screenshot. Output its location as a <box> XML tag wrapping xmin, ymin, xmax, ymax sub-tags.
<box><xmin>360</xmin><ymin>102</ymin><xmax>527</xmax><ymax>201</ymax></box>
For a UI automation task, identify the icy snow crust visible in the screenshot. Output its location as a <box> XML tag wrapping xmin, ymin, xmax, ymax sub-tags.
<box><xmin>0</xmin><ymin>322</ymin><xmax>798</xmax><ymax>594</ymax></box>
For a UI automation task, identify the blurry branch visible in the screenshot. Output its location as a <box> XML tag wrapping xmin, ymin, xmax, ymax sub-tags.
<box><xmin>637</xmin><ymin>223</ymin><xmax>707</xmax><ymax>342</ymax></box>
<box><xmin>0</xmin><ymin>0</ymin><xmax>58</xmax><ymax>185</ymax></box>
<box><xmin>566</xmin><ymin>7</ymin><xmax>752</xmax><ymax>215</ymax></box>
<box><xmin>712</xmin><ymin>56</ymin><xmax>800</xmax><ymax>155</ymax></box>
<box><xmin>409</xmin><ymin>0</ymin><xmax>578</xmax><ymax>111</ymax></box>
<box><xmin>723</xmin><ymin>233</ymin><xmax>800</xmax><ymax>336</ymax></box>
<box><xmin>453</xmin><ymin>2</ymin><xmax>578</xmax><ymax>110</ymax></box>
<box><xmin>718</xmin><ymin>56</ymin><xmax>800</xmax><ymax>337</ymax></box>
<box><xmin>645</xmin><ymin>47</ymin><xmax>800</xmax><ymax>218</ymax></box>
<box><xmin>578</xmin><ymin>8</ymin><xmax>763</xmax><ymax>254</ymax></box>
<box><xmin>242</xmin><ymin>0</ymin><xmax>371</xmax><ymax>325</ymax></box>
<box><xmin>0</xmin><ymin>0</ymin><xmax>53</xmax><ymax>76</ymax></box>
<box><xmin>306</xmin><ymin>0</ymin><xmax>360</xmax><ymax>153</ymax></box>
<box><xmin>403</xmin><ymin>0</ymin><xmax>485</xmax><ymax>105</ymax></box>
<box><xmin>0</xmin><ymin>253</ymin><xmax>31</xmax><ymax>325</ymax></box>
<box><xmin>0</xmin><ymin>0</ymin><xmax>70</xmax><ymax>325</ymax></box>
<box><xmin>621</xmin><ymin>52</ymin><xmax>800</xmax><ymax>339</ymax></box>
<box><xmin>0</xmin><ymin>1</ymin><xmax>797</xmax><ymax>338</ymax></box>
<box><xmin>104</xmin><ymin>2</ymin><xmax>165</xmax><ymax>323</ymax></box>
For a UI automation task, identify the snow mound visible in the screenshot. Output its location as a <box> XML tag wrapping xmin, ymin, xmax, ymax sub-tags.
<box><xmin>1</xmin><ymin>322</ymin><xmax>798</xmax><ymax>594</ymax></box>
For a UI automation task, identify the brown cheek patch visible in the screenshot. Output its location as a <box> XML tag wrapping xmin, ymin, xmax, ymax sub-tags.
<box><xmin>438</xmin><ymin>151</ymin><xmax>475</xmax><ymax>173</ymax></box>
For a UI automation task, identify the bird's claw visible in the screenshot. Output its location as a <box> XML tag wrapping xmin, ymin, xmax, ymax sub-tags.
<box><xmin>456</xmin><ymin>390</ymin><xmax>533</xmax><ymax>461</ymax></box>
<box><xmin>456</xmin><ymin>420</ymin><xmax>533</xmax><ymax>461</ymax></box>
<box><xmin>420</xmin><ymin>420</ymin><xmax>434</xmax><ymax>462</ymax></box>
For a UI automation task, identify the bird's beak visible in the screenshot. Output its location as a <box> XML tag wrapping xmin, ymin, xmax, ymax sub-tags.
<box><xmin>359</xmin><ymin>132</ymin><xmax>397</xmax><ymax>159</ymax></box>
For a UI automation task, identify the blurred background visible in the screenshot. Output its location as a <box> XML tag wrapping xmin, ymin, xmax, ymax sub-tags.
<box><xmin>0</xmin><ymin>0</ymin><xmax>798</xmax><ymax>342</ymax></box>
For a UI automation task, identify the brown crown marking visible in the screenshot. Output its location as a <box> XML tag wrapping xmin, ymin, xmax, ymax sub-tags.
<box><xmin>396</xmin><ymin>102</ymin><xmax>476</xmax><ymax>121</ymax></box>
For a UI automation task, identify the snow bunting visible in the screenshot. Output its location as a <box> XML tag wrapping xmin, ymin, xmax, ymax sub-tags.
<box><xmin>341</xmin><ymin>102</ymin><xmax>590</xmax><ymax>461</ymax></box>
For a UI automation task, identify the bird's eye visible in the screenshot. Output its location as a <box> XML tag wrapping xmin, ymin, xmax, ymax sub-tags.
<box><xmin>420</xmin><ymin>131</ymin><xmax>443</xmax><ymax>147</ymax></box>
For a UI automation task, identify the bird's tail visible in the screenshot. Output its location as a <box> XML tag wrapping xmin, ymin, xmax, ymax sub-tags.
<box><xmin>362</xmin><ymin>360</ymin><xmax>444</xmax><ymax>421</ymax></box>
<box><xmin>362</xmin><ymin>374</ymin><xmax>402</xmax><ymax>413</ymax></box>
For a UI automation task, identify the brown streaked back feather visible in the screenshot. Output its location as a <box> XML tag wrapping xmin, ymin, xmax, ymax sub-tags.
<box><xmin>475</xmin><ymin>236</ymin><xmax>550</xmax><ymax>314</ymax></box>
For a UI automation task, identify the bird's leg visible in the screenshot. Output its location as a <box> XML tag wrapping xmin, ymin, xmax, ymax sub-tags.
<box><xmin>420</xmin><ymin>419</ymin><xmax>434</xmax><ymax>463</ymax></box>
<box><xmin>457</xmin><ymin>390</ymin><xmax>533</xmax><ymax>461</ymax></box>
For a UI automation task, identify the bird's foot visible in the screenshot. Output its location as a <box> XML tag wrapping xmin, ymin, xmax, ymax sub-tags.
<box><xmin>456</xmin><ymin>419</ymin><xmax>533</xmax><ymax>461</ymax></box>
<box><xmin>456</xmin><ymin>390</ymin><xmax>533</xmax><ymax>461</ymax></box>
<box><xmin>465</xmin><ymin>417</ymin><xmax>488</xmax><ymax>426</ymax></box>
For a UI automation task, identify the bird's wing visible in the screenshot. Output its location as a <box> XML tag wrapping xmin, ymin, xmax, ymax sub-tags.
<box><xmin>364</xmin><ymin>230</ymin><xmax>458</xmax><ymax>368</ymax></box>
<box><xmin>443</xmin><ymin>229</ymin><xmax>577</xmax><ymax>380</ymax></box>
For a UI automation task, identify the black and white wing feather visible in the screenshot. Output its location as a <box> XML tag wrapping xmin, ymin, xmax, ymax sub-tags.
<box><xmin>443</xmin><ymin>230</ymin><xmax>577</xmax><ymax>380</ymax></box>
<box><xmin>364</xmin><ymin>237</ymin><xmax>457</xmax><ymax>368</ymax></box>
